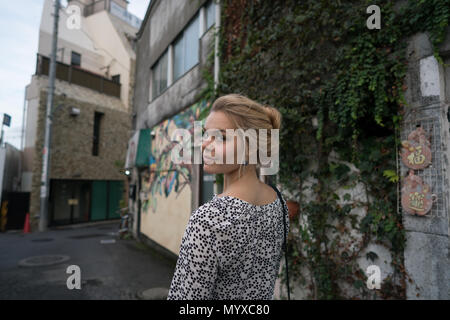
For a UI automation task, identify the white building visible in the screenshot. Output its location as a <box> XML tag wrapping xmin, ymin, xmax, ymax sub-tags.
<box><xmin>22</xmin><ymin>0</ymin><xmax>141</xmax><ymax>228</ymax></box>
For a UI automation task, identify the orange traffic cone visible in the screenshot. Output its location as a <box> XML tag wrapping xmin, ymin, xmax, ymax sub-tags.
<box><xmin>23</xmin><ymin>213</ymin><xmax>31</xmax><ymax>234</ymax></box>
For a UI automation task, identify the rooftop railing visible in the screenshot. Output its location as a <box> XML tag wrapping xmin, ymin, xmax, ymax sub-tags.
<box><xmin>35</xmin><ymin>54</ymin><xmax>121</xmax><ymax>99</ymax></box>
<box><xmin>84</xmin><ymin>0</ymin><xmax>142</xmax><ymax>29</ymax></box>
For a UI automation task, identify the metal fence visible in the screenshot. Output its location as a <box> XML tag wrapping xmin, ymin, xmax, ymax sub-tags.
<box><xmin>398</xmin><ymin>102</ymin><xmax>448</xmax><ymax>219</ymax></box>
<box><xmin>84</xmin><ymin>0</ymin><xmax>142</xmax><ymax>29</ymax></box>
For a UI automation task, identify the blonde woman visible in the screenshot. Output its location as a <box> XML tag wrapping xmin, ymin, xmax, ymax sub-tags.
<box><xmin>167</xmin><ymin>94</ymin><xmax>289</xmax><ymax>300</ymax></box>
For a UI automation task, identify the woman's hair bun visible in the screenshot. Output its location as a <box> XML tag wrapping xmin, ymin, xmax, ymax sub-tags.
<box><xmin>264</xmin><ymin>106</ymin><xmax>282</xmax><ymax>130</ymax></box>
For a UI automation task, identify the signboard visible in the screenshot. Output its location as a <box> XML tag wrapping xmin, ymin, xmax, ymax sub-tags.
<box><xmin>2</xmin><ymin>114</ymin><xmax>11</xmax><ymax>127</ymax></box>
<box><xmin>125</xmin><ymin>131</ymin><xmax>139</xmax><ymax>168</ymax></box>
<box><xmin>125</xmin><ymin>129</ymin><xmax>151</xmax><ymax>168</ymax></box>
<box><xmin>135</xmin><ymin>129</ymin><xmax>151</xmax><ymax>167</ymax></box>
<box><xmin>68</xmin><ymin>199</ymin><xmax>79</xmax><ymax>206</ymax></box>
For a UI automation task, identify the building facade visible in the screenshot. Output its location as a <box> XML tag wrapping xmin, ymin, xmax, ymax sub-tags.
<box><xmin>129</xmin><ymin>0</ymin><xmax>217</xmax><ymax>257</ymax></box>
<box><xmin>23</xmin><ymin>0</ymin><xmax>140</xmax><ymax>229</ymax></box>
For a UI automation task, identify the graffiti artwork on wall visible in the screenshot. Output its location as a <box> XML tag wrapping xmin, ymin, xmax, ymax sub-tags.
<box><xmin>141</xmin><ymin>100</ymin><xmax>209</xmax><ymax>214</ymax></box>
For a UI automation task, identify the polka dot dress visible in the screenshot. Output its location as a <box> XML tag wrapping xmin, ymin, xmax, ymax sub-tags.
<box><xmin>167</xmin><ymin>192</ymin><xmax>289</xmax><ymax>300</ymax></box>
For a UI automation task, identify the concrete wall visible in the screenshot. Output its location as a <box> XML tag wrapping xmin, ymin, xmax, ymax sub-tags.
<box><xmin>400</xmin><ymin>28</ymin><xmax>450</xmax><ymax>299</ymax></box>
<box><xmin>39</xmin><ymin>0</ymin><xmax>137</xmax><ymax>110</ymax></box>
<box><xmin>39</xmin><ymin>0</ymin><xmax>103</xmax><ymax>73</ymax></box>
<box><xmin>139</xmin><ymin>101</ymin><xmax>207</xmax><ymax>255</ymax></box>
<box><xmin>131</xmin><ymin>0</ymin><xmax>214</xmax><ymax>258</ymax></box>
<box><xmin>133</xmin><ymin>0</ymin><xmax>210</xmax><ymax>130</ymax></box>
<box><xmin>1</xmin><ymin>143</ymin><xmax>21</xmax><ymax>192</ymax></box>
<box><xmin>84</xmin><ymin>10</ymin><xmax>136</xmax><ymax>111</ymax></box>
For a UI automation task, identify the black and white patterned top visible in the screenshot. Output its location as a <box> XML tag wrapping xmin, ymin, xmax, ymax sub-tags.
<box><xmin>167</xmin><ymin>192</ymin><xmax>289</xmax><ymax>300</ymax></box>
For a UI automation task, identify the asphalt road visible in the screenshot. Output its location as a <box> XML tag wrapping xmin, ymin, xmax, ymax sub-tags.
<box><xmin>0</xmin><ymin>221</ymin><xmax>176</xmax><ymax>300</ymax></box>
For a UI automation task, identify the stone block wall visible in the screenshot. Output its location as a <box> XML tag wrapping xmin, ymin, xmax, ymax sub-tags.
<box><xmin>29</xmin><ymin>83</ymin><xmax>131</xmax><ymax>230</ymax></box>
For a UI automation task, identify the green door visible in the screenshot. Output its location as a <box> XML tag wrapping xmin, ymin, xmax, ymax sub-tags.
<box><xmin>91</xmin><ymin>181</ymin><xmax>107</xmax><ymax>221</ymax></box>
<box><xmin>108</xmin><ymin>181</ymin><xmax>123</xmax><ymax>219</ymax></box>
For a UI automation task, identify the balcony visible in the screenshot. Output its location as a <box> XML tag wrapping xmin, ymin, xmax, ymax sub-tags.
<box><xmin>35</xmin><ymin>54</ymin><xmax>121</xmax><ymax>98</ymax></box>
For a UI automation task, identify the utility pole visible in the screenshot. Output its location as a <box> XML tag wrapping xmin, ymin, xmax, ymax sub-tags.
<box><xmin>39</xmin><ymin>0</ymin><xmax>60</xmax><ymax>232</ymax></box>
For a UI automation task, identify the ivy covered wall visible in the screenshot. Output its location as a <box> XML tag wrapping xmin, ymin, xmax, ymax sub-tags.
<box><xmin>201</xmin><ymin>0</ymin><xmax>450</xmax><ymax>299</ymax></box>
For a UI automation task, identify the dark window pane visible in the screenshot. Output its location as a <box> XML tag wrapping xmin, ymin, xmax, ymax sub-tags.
<box><xmin>206</xmin><ymin>0</ymin><xmax>215</xmax><ymax>29</ymax></box>
<box><xmin>173</xmin><ymin>36</ymin><xmax>184</xmax><ymax>80</ymax></box>
<box><xmin>92</xmin><ymin>112</ymin><xmax>103</xmax><ymax>156</ymax></box>
<box><xmin>159</xmin><ymin>50</ymin><xmax>168</xmax><ymax>92</ymax></box>
<box><xmin>71</xmin><ymin>51</ymin><xmax>81</xmax><ymax>67</ymax></box>
<box><xmin>112</xmin><ymin>74</ymin><xmax>120</xmax><ymax>84</ymax></box>
<box><xmin>185</xmin><ymin>15</ymin><xmax>199</xmax><ymax>72</ymax></box>
<box><xmin>152</xmin><ymin>62</ymin><xmax>159</xmax><ymax>99</ymax></box>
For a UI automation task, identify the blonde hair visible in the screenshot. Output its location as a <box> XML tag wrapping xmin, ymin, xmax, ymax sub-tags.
<box><xmin>210</xmin><ymin>93</ymin><xmax>281</xmax><ymax>171</ymax></box>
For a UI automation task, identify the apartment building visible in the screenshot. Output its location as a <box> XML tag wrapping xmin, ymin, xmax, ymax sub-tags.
<box><xmin>23</xmin><ymin>0</ymin><xmax>141</xmax><ymax>228</ymax></box>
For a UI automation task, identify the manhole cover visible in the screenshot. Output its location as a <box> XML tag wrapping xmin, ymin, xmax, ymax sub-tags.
<box><xmin>31</xmin><ymin>238</ymin><xmax>54</xmax><ymax>242</ymax></box>
<box><xmin>18</xmin><ymin>255</ymin><xmax>70</xmax><ymax>267</ymax></box>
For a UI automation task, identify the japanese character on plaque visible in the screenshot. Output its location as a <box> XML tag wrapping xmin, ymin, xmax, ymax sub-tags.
<box><xmin>401</xmin><ymin>126</ymin><xmax>431</xmax><ymax>170</ymax></box>
<box><xmin>401</xmin><ymin>170</ymin><xmax>437</xmax><ymax>216</ymax></box>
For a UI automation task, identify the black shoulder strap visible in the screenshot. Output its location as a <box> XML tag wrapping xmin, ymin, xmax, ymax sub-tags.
<box><xmin>268</xmin><ymin>183</ymin><xmax>290</xmax><ymax>301</ymax></box>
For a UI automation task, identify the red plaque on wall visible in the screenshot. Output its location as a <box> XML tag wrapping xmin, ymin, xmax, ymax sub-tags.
<box><xmin>401</xmin><ymin>170</ymin><xmax>436</xmax><ymax>216</ymax></box>
<box><xmin>401</xmin><ymin>127</ymin><xmax>431</xmax><ymax>170</ymax></box>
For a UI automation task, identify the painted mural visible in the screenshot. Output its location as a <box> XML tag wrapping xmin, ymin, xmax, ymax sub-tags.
<box><xmin>141</xmin><ymin>100</ymin><xmax>209</xmax><ymax>214</ymax></box>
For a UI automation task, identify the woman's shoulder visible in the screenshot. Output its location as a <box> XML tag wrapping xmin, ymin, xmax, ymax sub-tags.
<box><xmin>217</xmin><ymin>182</ymin><xmax>278</xmax><ymax>207</ymax></box>
<box><xmin>189</xmin><ymin>196</ymin><xmax>228</xmax><ymax>224</ymax></box>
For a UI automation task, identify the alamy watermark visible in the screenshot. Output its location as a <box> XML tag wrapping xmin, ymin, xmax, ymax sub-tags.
<box><xmin>366</xmin><ymin>5</ymin><xmax>381</xmax><ymax>30</ymax></box>
<box><xmin>66</xmin><ymin>4</ymin><xmax>81</xmax><ymax>30</ymax></box>
<box><xmin>66</xmin><ymin>265</ymin><xmax>81</xmax><ymax>290</ymax></box>
<box><xmin>170</xmin><ymin>121</ymin><xmax>280</xmax><ymax>175</ymax></box>
<box><xmin>366</xmin><ymin>265</ymin><xmax>381</xmax><ymax>290</ymax></box>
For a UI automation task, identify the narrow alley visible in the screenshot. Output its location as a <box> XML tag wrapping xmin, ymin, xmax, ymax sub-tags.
<box><xmin>0</xmin><ymin>221</ymin><xmax>175</xmax><ymax>300</ymax></box>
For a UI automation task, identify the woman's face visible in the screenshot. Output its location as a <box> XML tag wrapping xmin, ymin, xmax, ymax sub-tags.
<box><xmin>202</xmin><ymin>111</ymin><xmax>244</xmax><ymax>174</ymax></box>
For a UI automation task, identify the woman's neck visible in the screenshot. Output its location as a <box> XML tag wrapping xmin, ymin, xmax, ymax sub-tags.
<box><xmin>222</xmin><ymin>165</ymin><xmax>260</xmax><ymax>195</ymax></box>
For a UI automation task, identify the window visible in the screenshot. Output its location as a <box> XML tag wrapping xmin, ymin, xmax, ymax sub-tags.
<box><xmin>112</xmin><ymin>74</ymin><xmax>120</xmax><ymax>84</ymax></box>
<box><xmin>174</xmin><ymin>36</ymin><xmax>184</xmax><ymax>80</ymax></box>
<box><xmin>173</xmin><ymin>14</ymin><xmax>199</xmax><ymax>82</ymax></box>
<box><xmin>92</xmin><ymin>112</ymin><xmax>103</xmax><ymax>156</ymax></box>
<box><xmin>152</xmin><ymin>50</ymin><xmax>168</xmax><ymax>99</ymax></box>
<box><xmin>71</xmin><ymin>51</ymin><xmax>81</xmax><ymax>67</ymax></box>
<box><xmin>206</xmin><ymin>0</ymin><xmax>216</xmax><ymax>29</ymax></box>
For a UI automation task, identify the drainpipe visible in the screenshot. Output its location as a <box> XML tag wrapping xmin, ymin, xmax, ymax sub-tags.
<box><xmin>214</xmin><ymin>0</ymin><xmax>220</xmax><ymax>92</ymax></box>
<box><xmin>135</xmin><ymin>167</ymin><xmax>141</xmax><ymax>241</ymax></box>
<box><xmin>213</xmin><ymin>0</ymin><xmax>221</xmax><ymax>195</ymax></box>
<box><xmin>19</xmin><ymin>87</ymin><xmax>28</xmax><ymax>192</ymax></box>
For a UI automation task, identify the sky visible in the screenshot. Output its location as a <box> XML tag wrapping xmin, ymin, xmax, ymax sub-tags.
<box><xmin>0</xmin><ymin>0</ymin><xmax>150</xmax><ymax>150</ymax></box>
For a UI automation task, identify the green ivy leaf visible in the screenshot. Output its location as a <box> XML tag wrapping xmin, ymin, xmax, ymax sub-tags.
<box><xmin>383</xmin><ymin>170</ymin><xmax>399</xmax><ymax>183</ymax></box>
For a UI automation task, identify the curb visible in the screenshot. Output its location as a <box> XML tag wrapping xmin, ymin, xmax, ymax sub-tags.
<box><xmin>137</xmin><ymin>287</ymin><xmax>169</xmax><ymax>300</ymax></box>
<box><xmin>51</xmin><ymin>219</ymin><xmax>121</xmax><ymax>230</ymax></box>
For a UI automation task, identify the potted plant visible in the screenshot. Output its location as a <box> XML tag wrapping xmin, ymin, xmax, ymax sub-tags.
<box><xmin>286</xmin><ymin>200</ymin><xmax>299</xmax><ymax>220</ymax></box>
